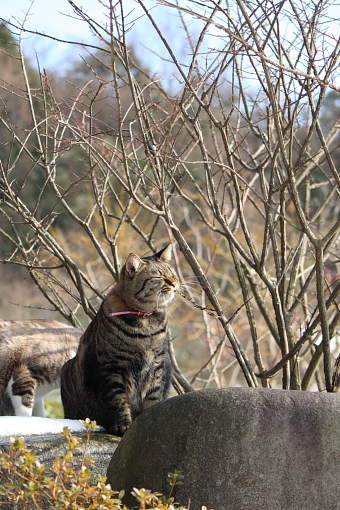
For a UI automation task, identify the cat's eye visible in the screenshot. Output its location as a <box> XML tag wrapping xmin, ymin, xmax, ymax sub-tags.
<box><xmin>149</xmin><ymin>275</ymin><xmax>177</xmax><ymax>287</ymax></box>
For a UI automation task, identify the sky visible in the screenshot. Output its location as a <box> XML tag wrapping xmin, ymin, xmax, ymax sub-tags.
<box><xmin>2</xmin><ymin>0</ymin><xmax>109</xmax><ymax>69</ymax></box>
<box><xmin>1</xmin><ymin>1</ymin><xmax>339</xmax><ymax>91</ymax></box>
<box><xmin>0</xmin><ymin>0</ymin><xmax>181</xmax><ymax>77</ymax></box>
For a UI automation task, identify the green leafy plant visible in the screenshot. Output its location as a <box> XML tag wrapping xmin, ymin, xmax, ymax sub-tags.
<box><xmin>131</xmin><ymin>472</ymin><xmax>184</xmax><ymax>510</ymax></box>
<box><xmin>166</xmin><ymin>471</ymin><xmax>184</xmax><ymax>500</ymax></box>
<box><xmin>0</xmin><ymin>421</ymin><xmax>209</xmax><ymax>509</ymax></box>
<box><xmin>0</xmin><ymin>420</ymin><xmax>122</xmax><ymax>509</ymax></box>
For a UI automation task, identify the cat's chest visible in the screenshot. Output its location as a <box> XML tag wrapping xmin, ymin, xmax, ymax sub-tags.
<box><xmin>98</xmin><ymin>318</ymin><xmax>167</xmax><ymax>356</ymax></box>
<box><xmin>96</xmin><ymin>334</ymin><xmax>162</xmax><ymax>376</ymax></box>
<box><xmin>125</xmin><ymin>353</ymin><xmax>157</xmax><ymax>404</ymax></box>
<box><xmin>139</xmin><ymin>349</ymin><xmax>158</xmax><ymax>373</ymax></box>
<box><xmin>132</xmin><ymin>347</ymin><xmax>159</xmax><ymax>375</ymax></box>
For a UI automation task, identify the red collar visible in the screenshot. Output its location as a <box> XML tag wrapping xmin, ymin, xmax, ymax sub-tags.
<box><xmin>110</xmin><ymin>310</ymin><xmax>153</xmax><ymax>317</ymax></box>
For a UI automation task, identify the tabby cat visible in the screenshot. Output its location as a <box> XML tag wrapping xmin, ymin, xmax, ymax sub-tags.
<box><xmin>0</xmin><ymin>320</ymin><xmax>81</xmax><ymax>417</ymax></box>
<box><xmin>61</xmin><ymin>245</ymin><xmax>179</xmax><ymax>436</ymax></box>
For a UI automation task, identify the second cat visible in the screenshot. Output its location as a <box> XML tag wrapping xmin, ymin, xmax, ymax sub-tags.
<box><xmin>0</xmin><ymin>319</ymin><xmax>81</xmax><ymax>417</ymax></box>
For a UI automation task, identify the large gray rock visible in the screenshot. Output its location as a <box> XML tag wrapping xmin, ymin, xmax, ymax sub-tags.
<box><xmin>107</xmin><ymin>387</ymin><xmax>340</xmax><ymax>510</ymax></box>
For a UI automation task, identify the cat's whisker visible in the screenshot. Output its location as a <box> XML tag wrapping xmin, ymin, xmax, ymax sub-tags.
<box><xmin>182</xmin><ymin>274</ymin><xmax>205</xmax><ymax>280</ymax></box>
<box><xmin>178</xmin><ymin>291</ymin><xmax>218</xmax><ymax>317</ymax></box>
<box><xmin>180</xmin><ymin>283</ymin><xmax>201</xmax><ymax>293</ymax></box>
<box><xmin>180</xmin><ymin>281</ymin><xmax>202</xmax><ymax>288</ymax></box>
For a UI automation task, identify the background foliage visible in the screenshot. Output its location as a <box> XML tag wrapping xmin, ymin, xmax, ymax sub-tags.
<box><xmin>0</xmin><ymin>0</ymin><xmax>340</xmax><ymax>394</ymax></box>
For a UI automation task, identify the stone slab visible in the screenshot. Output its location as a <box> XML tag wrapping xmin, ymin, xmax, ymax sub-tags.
<box><xmin>0</xmin><ymin>431</ymin><xmax>119</xmax><ymax>509</ymax></box>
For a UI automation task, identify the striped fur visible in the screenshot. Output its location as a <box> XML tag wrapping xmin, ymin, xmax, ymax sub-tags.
<box><xmin>61</xmin><ymin>245</ymin><xmax>179</xmax><ymax>436</ymax></box>
<box><xmin>0</xmin><ymin>320</ymin><xmax>81</xmax><ymax>416</ymax></box>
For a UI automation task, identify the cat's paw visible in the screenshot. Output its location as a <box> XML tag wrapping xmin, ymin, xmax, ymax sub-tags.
<box><xmin>108</xmin><ymin>424</ymin><xmax>130</xmax><ymax>436</ymax></box>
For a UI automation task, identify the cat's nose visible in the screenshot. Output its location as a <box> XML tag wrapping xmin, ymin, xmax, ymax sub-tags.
<box><xmin>166</xmin><ymin>277</ymin><xmax>180</xmax><ymax>290</ymax></box>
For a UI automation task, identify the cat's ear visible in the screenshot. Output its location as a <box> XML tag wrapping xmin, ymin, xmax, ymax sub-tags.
<box><xmin>125</xmin><ymin>253</ymin><xmax>144</xmax><ymax>276</ymax></box>
<box><xmin>155</xmin><ymin>244</ymin><xmax>172</xmax><ymax>262</ymax></box>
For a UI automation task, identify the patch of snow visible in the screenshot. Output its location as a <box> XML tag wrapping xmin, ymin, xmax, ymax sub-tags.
<box><xmin>0</xmin><ymin>417</ymin><xmax>104</xmax><ymax>437</ymax></box>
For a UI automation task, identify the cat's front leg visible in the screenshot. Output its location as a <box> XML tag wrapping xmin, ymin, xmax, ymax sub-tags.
<box><xmin>100</xmin><ymin>374</ymin><xmax>133</xmax><ymax>436</ymax></box>
<box><xmin>108</xmin><ymin>424</ymin><xmax>129</xmax><ymax>436</ymax></box>
<box><xmin>141</xmin><ymin>356</ymin><xmax>171</xmax><ymax>412</ymax></box>
<box><xmin>6</xmin><ymin>365</ymin><xmax>36</xmax><ymax>416</ymax></box>
<box><xmin>105</xmin><ymin>403</ymin><xmax>131</xmax><ymax>436</ymax></box>
<box><xmin>142</xmin><ymin>383</ymin><xmax>163</xmax><ymax>412</ymax></box>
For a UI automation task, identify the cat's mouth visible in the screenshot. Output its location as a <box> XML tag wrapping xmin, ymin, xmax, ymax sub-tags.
<box><xmin>162</xmin><ymin>278</ymin><xmax>180</xmax><ymax>293</ymax></box>
<box><xmin>157</xmin><ymin>284</ymin><xmax>179</xmax><ymax>306</ymax></box>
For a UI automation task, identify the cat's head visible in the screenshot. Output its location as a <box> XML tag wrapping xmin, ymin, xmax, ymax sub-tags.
<box><xmin>117</xmin><ymin>245</ymin><xmax>180</xmax><ymax>313</ymax></box>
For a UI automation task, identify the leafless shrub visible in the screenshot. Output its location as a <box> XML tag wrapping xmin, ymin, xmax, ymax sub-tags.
<box><xmin>1</xmin><ymin>0</ymin><xmax>340</xmax><ymax>392</ymax></box>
